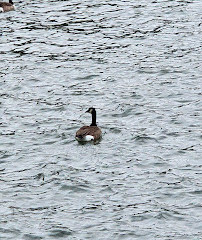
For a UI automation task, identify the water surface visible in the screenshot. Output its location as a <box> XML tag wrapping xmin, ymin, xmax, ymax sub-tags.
<box><xmin>0</xmin><ymin>0</ymin><xmax>201</xmax><ymax>239</ymax></box>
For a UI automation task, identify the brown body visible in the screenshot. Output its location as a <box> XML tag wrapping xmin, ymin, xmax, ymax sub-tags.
<box><xmin>75</xmin><ymin>107</ymin><xmax>102</xmax><ymax>142</ymax></box>
<box><xmin>76</xmin><ymin>126</ymin><xmax>102</xmax><ymax>141</ymax></box>
<box><xmin>0</xmin><ymin>1</ymin><xmax>15</xmax><ymax>12</ymax></box>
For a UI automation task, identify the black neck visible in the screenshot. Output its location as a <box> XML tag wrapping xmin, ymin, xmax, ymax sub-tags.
<box><xmin>9</xmin><ymin>0</ymin><xmax>13</xmax><ymax>4</ymax></box>
<box><xmin>90</xmin><ymin>110</ymin><xmax>97</xmax><ymax>126</ymax></box>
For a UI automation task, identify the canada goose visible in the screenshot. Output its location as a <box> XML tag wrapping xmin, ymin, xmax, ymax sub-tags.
<box><xmin>75</xmin><ymin>107</ymin><xmax>102</xmax><ymax>142</ymax></box>
<box><xmin>0</xmin><ymin>0</ymin><xmax>15</xmax><ymax>12</ymax></box>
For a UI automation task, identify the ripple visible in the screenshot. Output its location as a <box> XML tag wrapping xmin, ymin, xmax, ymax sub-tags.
<box><xmin>49</xmin><ymin>229</ymin><xmax>72</xmax><ymax>238</ymax></box>
<box><xmin>23</xmin><ymin>234</ymin><xmax>43</xmax><ymax>240</ymax></box>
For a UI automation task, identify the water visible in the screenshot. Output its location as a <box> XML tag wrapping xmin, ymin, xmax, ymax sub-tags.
<box><xmin>0</xmin><ymin>0</ymin><xmax>201</xmax><ymax>239</ymax></box>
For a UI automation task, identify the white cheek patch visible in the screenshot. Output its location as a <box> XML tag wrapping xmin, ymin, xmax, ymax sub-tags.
<box><xmin>0</xmin><ymin>7</ymin><xmax>4</xmax><ymax>12</ymax></box>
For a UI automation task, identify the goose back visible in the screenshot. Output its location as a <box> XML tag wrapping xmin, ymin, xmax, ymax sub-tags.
<box><xmin>76</xmin><ymin>126</ymin><xmax>102</xmax><ymax>142</ymax></box>
<box><xmin>0</xmin><ymin>1</ymin><xmax>14</xmax><ymax>12</ymax></box>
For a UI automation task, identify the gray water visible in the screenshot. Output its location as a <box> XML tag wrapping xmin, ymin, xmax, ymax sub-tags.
<box><xmin>0</xmin><ymin>0</ymin><xmax>202</xmax><ymax>239</ymax></box>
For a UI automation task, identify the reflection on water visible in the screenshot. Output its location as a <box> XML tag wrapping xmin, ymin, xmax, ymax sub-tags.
<box><xmin>0</xmin><ymin>0</ymin><xmax>201</xmax><ymax>239</ymax></box>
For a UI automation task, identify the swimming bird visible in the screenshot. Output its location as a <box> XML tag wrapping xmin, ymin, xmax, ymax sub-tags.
<box><xmin>0</xmin><ymin>0</ymin><xmax>15</xmax><ymax>12</ymax></box>
<box><xmin>75</xmin><ymin>107</ymin><xmax>102</xmax><ymax>142</ymax></box>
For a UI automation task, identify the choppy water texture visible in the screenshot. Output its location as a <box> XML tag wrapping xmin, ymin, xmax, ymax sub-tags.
<box><xmin>0</xmin><ymin>0</ymin><xmax>202</xmax><ymax>239</ymax></box>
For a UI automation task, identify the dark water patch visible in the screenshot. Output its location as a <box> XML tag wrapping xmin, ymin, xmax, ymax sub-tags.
<box><xmin>23</xmin><ymin>234</ymin><xmax>43</xmax><ymax>240</ymax></box>
<box><xmin>60</xmin><ymin>184</ymin><xmax>90</xmax><ymax>193</ymax></box>
<box><xmin>49</xmin><ymin>229</ymin><xmax>72</xmax><ymax>238</ymax></box>
<box><xmin>132</xmin><ymin>135</ymin><xmax>158</xmax><ymax>144</ymax></box>
<box><xmin>188</xmin><ymin>190</ymin><xmax>202</xmax><ymax>195</ymax></box>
